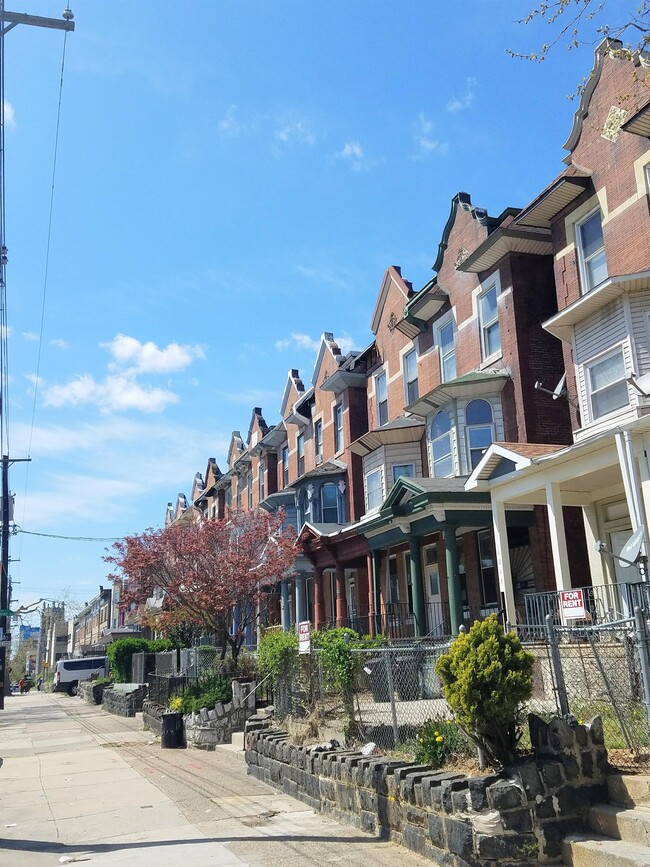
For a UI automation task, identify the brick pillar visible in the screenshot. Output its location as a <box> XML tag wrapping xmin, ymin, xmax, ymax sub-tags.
<box><xmin>366</xmin><ymin>552</ymin><xmax>375</xmax><ymax>636</ymax></box>
<box><xmin>313</xmin><ymin>567</ymin><xmax>325</xmax><ymax>629</ymax></box>
<box><xmin>335</xmin><ymin>563</ymin><xmax>348</xmax><ymax>626</ymax></box>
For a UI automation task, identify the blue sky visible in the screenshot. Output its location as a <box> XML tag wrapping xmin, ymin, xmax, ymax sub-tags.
<box><xmin>4</xmin><ymin>0</ymin><xmax>623</xmax><ymax>619</ymax></box>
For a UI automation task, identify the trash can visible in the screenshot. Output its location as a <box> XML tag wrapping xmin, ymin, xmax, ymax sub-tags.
<box><xmin>161</xmin><ymin>711</ymin><xmax>184</xmax><ymax>749</ymax></box>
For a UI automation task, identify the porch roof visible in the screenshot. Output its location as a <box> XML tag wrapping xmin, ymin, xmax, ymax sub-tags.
<box><xmin>457</xmin><ymin>225</ymin><xmax>552</xmax><ymax>274</ymax></box>
<box><xmin>515</xmin><ymin>172</ymin><xmax>591</xmax><ymax>229</ymax></box>
<box><xmin>465</xmin><ymin>416</ymin><xmax>650</xmax><ymax>506</ymax></box>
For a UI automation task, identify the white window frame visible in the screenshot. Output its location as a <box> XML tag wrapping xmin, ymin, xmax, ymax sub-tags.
<box><xmin>297</xmin><ymin>432</ymin><xmax>305</xmax><ymax>477</ymax></box>
<box><xmin>576</xmin><ymin>207</ymin><xmax>608</xmax><ymax>295</ymax></box>
<box><xmin>281</xmin><ymin>445</ymin><xmax>289</xmax><ymax>487</ymax></box>
<box><xmin>321</xmin><ymin>482</ymin><xmax>340</xmax><ymax>523</ymax></box>
<box><xmin>258</xmin><ymin>462</ymin><xmax>265</xmax><ymax>502</ymax></box>
<box><xmin>436</xmin><ymin>316</ymin><xmax>456</xmax><ymax>383</ymax></box>
<box><xmin>334</xmin><ymin>403</ymin><xmax>343</xmax><ymax>453</ymax></box>
<box><xmin>375</xmin><ymin>371</ymin><xmax>388</xmax><ymax>426</ymax></box>
<box><xmin>404</xmin><ymin>348</ymin><xmax>419</xmax><ymax>405</ymax></box>
<box><xmin>314</xmin><ymin>419</ymin><xmax>323</xmax><ymax>463</ymax></box>
<box><xmin>392</xmin><ymin>463</ymin><xmax>415</xmax><ymax>483</ymax></box>
<box><xmin>478</xmin><ymin>275</ymin><xmax>501</xmax><ymax>361</ymax></box>
<box><xmin>584</xmin><ymin>345</ymin><xmax>630</xmax><ymax>422</ymax></box>
<box><xmin>430</xmin><ymin>409</ymin><xmax>455</xmax><ymax>478</ymax></box>
<box><xmin>365</xmin><ymin>467</ymin><xmax>384</xmax><ymax>510</ymax></box>
<box><xmin>465</xmin><ymin>399</ymin><xmax>494</xmax><ymax>471</ymax></box>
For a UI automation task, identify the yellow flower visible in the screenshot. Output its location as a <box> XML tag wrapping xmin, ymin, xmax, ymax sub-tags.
<box><xmin>434</xmin><ymin>731</ymin><xmax>439</xmax><ymax>737</ymax></box>
<box><xmin>435</xmin><ymin>735</ymin><xmax>444</xmax><ymax>743</ymax></box>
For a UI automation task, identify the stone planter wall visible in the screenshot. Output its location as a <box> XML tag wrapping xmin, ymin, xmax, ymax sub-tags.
<box><xmin>102</xmin><ymin>684</ymin><xmax>146</xmax><ymax>717</ymax></box>
<box><xmin>143</xmin><ymin>700</ymin><xmax>165</xmax><ymax>736</ymax></box>
<box><xmin>184</xmin><ymin>679</ymin><xmax>256</xmax><ymax>750</ymax></box>
<box><xmin>79</xmin><ymin>681</ymin><xmax>108</xmax><ymax>705</ymax></box>
<box><xmin>245</xmin><ymin>714</ymin><xmax>608</xmax><ymax>865</ymax></box>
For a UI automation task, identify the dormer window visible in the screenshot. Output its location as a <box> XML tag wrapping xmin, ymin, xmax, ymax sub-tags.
<box><xmin>577</xmin><ymin>209</ymin><xmax>608</xmax><ymax>293</ymax></box>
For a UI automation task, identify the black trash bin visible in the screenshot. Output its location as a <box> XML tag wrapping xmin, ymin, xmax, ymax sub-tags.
<box><xmin>161</xmin><ymin>711</ymin><xmax>184</xmax><ymax>748</ymax></box>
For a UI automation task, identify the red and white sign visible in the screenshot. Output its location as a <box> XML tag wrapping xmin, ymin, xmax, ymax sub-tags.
<box><xmin>298</xmin><ymin>621</ymin><xmax>311</xmax><ymax>654</ymax></box>
<box><xmin>560</xmin><ymin>589</ymin><xmax>586</xmax><ymax>621</ymax></box>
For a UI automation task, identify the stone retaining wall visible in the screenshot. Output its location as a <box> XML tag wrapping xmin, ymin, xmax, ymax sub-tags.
<box><xmin>143</xmin><ymin>699</ymin><xmax>165</xmax><ymax>736</ymax></box>
<box><xmin>184</xmin><ymin>679</ymin><xmax>256</xmax><ymax>749</ymax></box>
<box><xmin>245</xmin><ymin>714</ymin><xmax>608</xmax><ymax>865</ymax></box>
<box><xmin>102</xmin><ymin>685</ymin><xmax>146</xmax><ymax>717</ymax></box>
<box><xmin>79</xmin><ymin>681</ymin><xmax>108</xmax><ymax>705</ymax></box>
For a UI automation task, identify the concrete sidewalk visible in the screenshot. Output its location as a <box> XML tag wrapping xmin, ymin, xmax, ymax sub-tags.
<box><xmin>0</xmin><ymin>692</ymin><xmax>427</xmax><ymax>867</ymax></box>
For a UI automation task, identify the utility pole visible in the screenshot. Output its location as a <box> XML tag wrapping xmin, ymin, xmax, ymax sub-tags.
<box><xmin>0</xmin><ymin>5</ymin><xmax>74</xmax><ymax>710</ymax></box>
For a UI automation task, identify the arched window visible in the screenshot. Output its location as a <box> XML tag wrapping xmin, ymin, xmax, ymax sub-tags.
<box><xmin>321</xmin><ymin>483</ymin><xmax>339</xmax><ymax>523</ymax></box>
<box><xmin>431</xmin><ymin>410</ymin><xmax>453</xmax><ymax>477</ymax></box>
<box><xmin>466</xmin><ymin>399</ymin><xmax>493</xmax><ymax>470</ymax></box>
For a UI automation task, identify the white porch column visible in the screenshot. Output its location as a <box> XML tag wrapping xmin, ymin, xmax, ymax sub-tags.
<box><xmin>546</xmin><ymin>481</ymin><xmax>572</xmax><ymax>591</ymax></box>
<box><xmin>582</xmin><ymin>504</ymin><xmax>606</xmax><ymax>585</ymax></box>
<box><xmin>492</xmin><ymin>498</ymin><xmax>517</xmax><ymax>626</ymax></box>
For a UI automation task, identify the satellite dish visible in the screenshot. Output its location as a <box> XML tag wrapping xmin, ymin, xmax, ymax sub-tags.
<box><xmin>552</xmin><ymin>373</ymin><xmax>567</xmax><ymax>400</ymax></box>
<box><xmin>620</xmin><ymin>526</ymin><xmax>645</xmax><ymax>567</ymax></box>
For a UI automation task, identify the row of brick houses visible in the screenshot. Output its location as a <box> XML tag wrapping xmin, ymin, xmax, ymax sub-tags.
<box><xmin>162</xmin><ymin>42</ymin><xmax>650</xmax><ymax>641</ymax></box>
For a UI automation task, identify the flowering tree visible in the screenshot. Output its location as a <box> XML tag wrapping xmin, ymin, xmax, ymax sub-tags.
<box><xmin>105</xmin><ymin>509</ymin><xmax>296</xmax><ymax>663</ymax></box>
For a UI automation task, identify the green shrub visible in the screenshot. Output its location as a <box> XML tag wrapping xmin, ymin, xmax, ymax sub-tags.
<box><xmin>219</xmin><ymin>648</ymin><xmax>258</xmax><ymax>680</ymax></box>
<box><xmin>257</xmin><ymin>628</ymin><xmax>298</xmax><ymax>680</ymax></box>
<box><xmin>107</xmin><ymin>637</ymin><xmax>174</xmax><ymax>683</ymax></box>
<box><xmin>172</xmin><ymin>676</ymin><xmax>232</xmax><ymax>714</ymax></box>
<box><xmin>414</xmin><ymin>719</ymin><xmax>472</xmax><ymax>769</ymax></box>
<box><xmin>435</xmin><ymin>615</ymin><xmax>534</xmax><ymax>767</ymax></box>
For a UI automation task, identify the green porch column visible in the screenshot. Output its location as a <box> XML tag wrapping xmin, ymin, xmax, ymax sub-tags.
<box><xmin>444</xmin><ymin>526</ymin><xmax>463</xmax><ymax>634</ymax></box>
<box><xmin>372</xmin><ymin>550</ymin><xmax>382</xmax><ymax>635</ymax></box>
<box><xmin>409</xmin><ymin>537</ymin><xmax>427</xmax><ymax>637</ymax></box>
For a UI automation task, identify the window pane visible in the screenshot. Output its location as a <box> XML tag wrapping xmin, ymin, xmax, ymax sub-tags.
<box><xmin>439</xmin><ymin>321</ymin><xmax>454</xmax><ymax>351</ymax></box>
<box><xmin>485</xmin><ymin>321</ymin><xmax>501</xmax><ymax>356</ymax></box>
<box><xmin>376</xmin><ymin>373</ymin><xmax>387</xmax><ymax>402</ymax></box>
<box><xmin>392</xmin><ymin>464</ymin><xmax>415</xmax><ymax>481</ymax></box>
<box><xmin>433</xmin><ymin>453</ymin><xmax>453</xmax><ymax>477</ymax></box>
<box><xmin>322</xmin><ymin>484</ymin><xmax>339</xmax><ymax>522</ymax></box>
<box><xmin>378</xmin><ymin>399</ymin><xmax>388</xmax><ymax>426</ymax></box>
<box><xmin>442</xmin><ymin>353</ymin><xmax>456</xmax><ymax>382</ymax></box>
<box><xmin>587</xmin><ymin>251</ymin><xmax>608</xmax><ymax>289</ymax></box>
<box><xmin>589</xmin><ymin>352</ymin><xmax>625</xmax><ymax>391</ymax></box>
<box><xmin>592</xmin><ymin>380</ymin><xmax>629</xmax><ymax>418</ymax></box>
<box><xmin>405</xmin><ymin>350</ymin><xmax>417</xmax><ymax>381</ymax></box>
<box><xmin>366</xmin><ymin>470</ymin><xmax>383</xmax><ymax>509</ymax></box>
<box><xmin>466</xmin><ymin>399</ymin><xmax>492</xmax><ymax>425</ymax></box>
<box><xmin>431</xmin><ymin>410</ymin><xmax>451</xmax><ymax>439</ymax></box>
<box><xmin>579</xmin><ymin>212</ymin><xmax>604</xmax><ymax>259</ymax></box>
<box><xmin>406</xmin><ymin>377</ymin><xmax>419</xmax><ymax>404</ymax></box>
<box><xmin>480</xmin><ymin>287</ymin><xmax>497</xmax><ymax>322</ymax></box>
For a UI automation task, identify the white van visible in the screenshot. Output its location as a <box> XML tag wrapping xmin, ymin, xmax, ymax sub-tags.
<box><xmin>55</xmin><ymin>656</ymin><xmax>107</xmax><ymax>695</ymax></box>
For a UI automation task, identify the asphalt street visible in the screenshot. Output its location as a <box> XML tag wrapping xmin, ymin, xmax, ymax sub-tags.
<box><xmin>0</xmin><ymin>691</ymin><xmax>429</xmax><ymax>867</ymax></box>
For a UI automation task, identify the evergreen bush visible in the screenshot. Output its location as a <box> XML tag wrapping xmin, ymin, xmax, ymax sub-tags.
<box><xmin>107</xmin><ymin>637</ymin><xmax>174</xmax><ymax>683</ymax></box>
<box><xmin>435</xmin><ymin>615</ymin><xmax>534</xmax><ymax>767</ymax></box>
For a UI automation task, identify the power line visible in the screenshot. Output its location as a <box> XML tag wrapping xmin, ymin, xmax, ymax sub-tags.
<box><xmin>15</xmin><ymin>528</ymin><xmax>120</xmax><ymax>542</ymax></box>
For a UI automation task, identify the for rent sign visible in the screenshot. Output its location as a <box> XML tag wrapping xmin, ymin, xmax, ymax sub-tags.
<box><xmin>560</xmin><ymin>589</ymin><xmax>586</xmax><ymax>621</ymax></box>
<box><xmin>298</xmin><ymin>621</ymin><xmax>311</xmax><ymax>654</ymax></box>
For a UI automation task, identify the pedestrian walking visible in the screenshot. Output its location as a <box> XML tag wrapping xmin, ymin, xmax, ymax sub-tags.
<box><xmin>19</xmin><ymin>676</ymin><xmax>27</xmax><ymax>695</ymax></box>
<box><xmin>37</xmin><ymin>676</ymin><xmax>43</xmax><ymax>691</ymax></box>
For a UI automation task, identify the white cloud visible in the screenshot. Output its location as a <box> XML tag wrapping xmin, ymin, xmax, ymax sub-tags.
<box><xmin>214</xmin><ymin>388</ymin><xmax>278</xmax><ymax>407</ymax></box>
<box><xmin>446</xmin><ymin>77</ymin><xmax>477</xmax><ymax>113</ymax></box>
<box><xmin>218</xmin><ymin>105</ymin><xmax>241</xmax><ymax>137</ymax></box>
<box><xmin>412</xmin><ymin>113</ymin><xmax>449</xmax><ymax>158</ymax></box>
<box><xmin>334</xmin><ymin>140</ymin><xmax>381</xmax><ymax>172</ymax></box>
<box><xmin>41</xmin><ymin>373</ymin><xmax>179</xmax><ymax>414</ymax></box>
<box><xmin>101</xmin><ymin>334</ymin><xmax>205</xmax><ymax>374</ymax></box>
<box><xmin>4</xmin><ymin>102</ymin><xmax>15</xmax><ymax>130</ymax></box>
<box><xmin>50</xmin><ymin>338</ymin><xmax>69</xmax><ymax>350</ymax></box>
<box><xmin>24</xmin><ymin>373</ymin><xmax>42</xmax><ymax>391</ymax></box>
<box><xmin>274</xmin><ymin>118</ymin><xmax>315</xmax><ymax>147</ymax></box>
<box><xmin>22</xmin><ymin>332</ymin><xmax>39</xmax><ymax>342</ymax></box>
<box><xmin>275</xmin><ymin>332</ymin><xmax>357</xmax><ymax>355</ymax></box>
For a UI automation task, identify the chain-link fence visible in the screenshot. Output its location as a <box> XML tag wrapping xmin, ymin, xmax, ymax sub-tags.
<box><xmin>268</xmin><ymin>613</ymin><xmax>650</xmax><ymax>769</ymax></box>
<box><xmin>131</xmin><ymin>650</ymin><xmax>179</xmax><ymax>683</ymax></box>
<box><xmin>179</xmin><ymin>645</ymin><xmax>221</xmax><ymax>676</ymax></box>
<box><xmin>534</xmin><ymin>612</ymin><xmax>650</xmax><ymax>770</ymax></box>
<box><xmin>147</xmin><ymin>671</ymin><xmax>230</xmax><ymax>709</ymax></box>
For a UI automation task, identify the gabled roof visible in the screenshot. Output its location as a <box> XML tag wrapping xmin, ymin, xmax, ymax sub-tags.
<box><xmin>370</xmin><ymin>266</ymin><xmax>413</xmax><ymax>336</ymax></box>
<box><xmin>466</xmin><ymin>441</ymin><xmax>567</xmax><ymax>489</ymax></box>
<box><xmin>280</xmin><ymin>369</ymin><xmax>305</xmax><ymax>419</ymax></box>
<box><xmin>406</xmin><ymin>371</ymin><xmax>510</xmax><ymax>417</ymax></box>
<box><xmin>432</xmin><ymin>192</ymin><xmax>500</xmax><ymax>274</ymax></box>
<box><xmin>226</xmin><ymin>431</ymin><xmax>246</xmax><ymax>469</ymax></box>
<box><xmin>247</xmin><ymin>407</ymin><xmax>270</xmax><ymax>448</ymax></box>
<box><xmin>311</xmin><ymin>332</ymin><xmax>345</xmax><ymax>387</ymax></box>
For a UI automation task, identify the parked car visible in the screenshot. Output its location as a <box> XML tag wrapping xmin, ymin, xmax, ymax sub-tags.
<box><xmin>54</xmin><ymin>657</ymin><xmax>107</xmax><ymax>696</ymax></box>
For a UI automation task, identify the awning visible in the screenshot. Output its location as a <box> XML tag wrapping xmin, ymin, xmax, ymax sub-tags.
<box><xmin>457</xmin><ymin>226</ymin><xmax>552</xmax><ymax>273</ymax></box>
<box><xmin>406</xmin><ymin>371</ymin><xmax>510</xmax><ymax>416</ymax></box>
<box><xmin>621</xmin><ymin>103</ymin><xmax>650</xmax><ymax>138</ymax></box>
<box><xmin>349</xmin><ymin>417</ymin><xmax>424</xmax><ymax>457</ymax></box>
<box><xmin>515</xmin><ymin>175</ymin><xmax>591</xmax><ymax>228</ymax></box>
